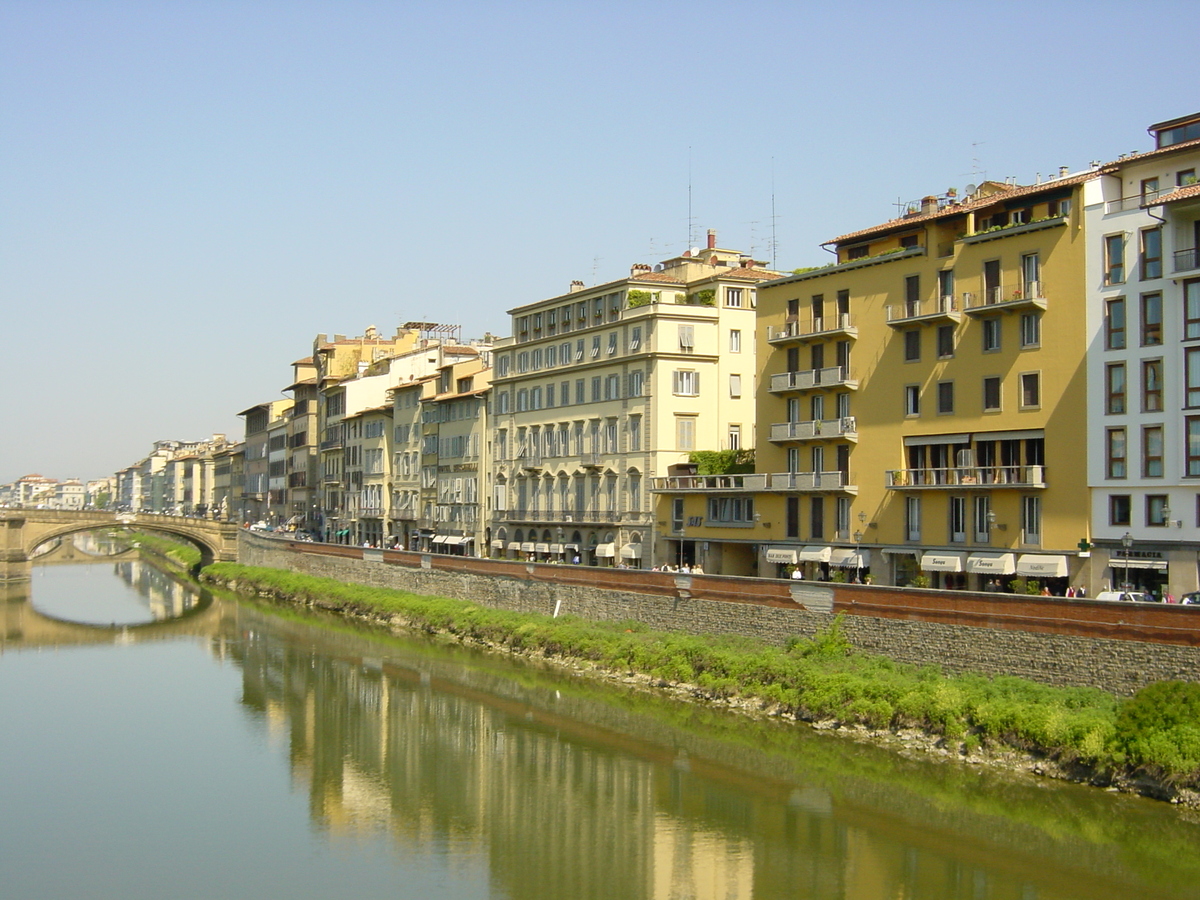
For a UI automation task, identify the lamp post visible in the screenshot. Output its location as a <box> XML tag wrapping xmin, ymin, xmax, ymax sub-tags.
<box><xmin>1121</xmin><ymin>531</ymin><xmax>1133</xmax><ymax>590</ymax></box>
<box><xmin>853</xmin><ymin>529</ymin><xmax>863</xmax><ymax>583</ymax></box>
<box><xmin>986</xmin><ymin>508</ymin><xmax>997</xmax><ymax>540</ymax></box>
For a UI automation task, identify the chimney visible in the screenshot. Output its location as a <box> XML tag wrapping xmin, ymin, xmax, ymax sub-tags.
<box><xmin>568</xmin><ymin>280</ymin><xmax>585</xmax><ymax>293</ymax></box>
<box><xmin>707</xmin><ymin>229</ymin><xmax>716</xmax><ymax>250</ymax></box>
<box><xmin>630</xmin><ymin>263</ymin><xmax>652</xmax><ymax>277</ymax></box>
<box><xmin>1059</xmin><ymin>166</ymin><xmax>1069</xmax><ymax>178</ymax></box>
<box><xmin>920</xmin><ymin>195</ymin><xmax>938</xmax><ymax>215</ymax></box>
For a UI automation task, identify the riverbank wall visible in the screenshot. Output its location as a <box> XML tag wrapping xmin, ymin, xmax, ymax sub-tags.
<box><xmin>239</xmin><ymin>532</ymin><xmax>1200</xmax><ymax>696</ymax></box>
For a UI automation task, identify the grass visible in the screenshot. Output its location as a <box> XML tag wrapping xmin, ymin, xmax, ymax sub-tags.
<box><xmin>202</xmin><ymin>561</ymin><xmax>1200</xmax><ymax>788</ymax></box>
<box><xmin>122</xmin><ymin>529</ymin><xmax>203</xmax><ymax>568</ymax></box>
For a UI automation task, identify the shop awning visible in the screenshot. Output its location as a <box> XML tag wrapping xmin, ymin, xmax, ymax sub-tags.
<box><xmin>1110</xmin><ymin>558</ymin><xmax>1168</xmax><ymax>570</ymax></box>
<box><xmin>920</xmin><ymin>551</ymin><xmax>966</xmax><ymax>572</ymax></box>
<box><xmin>534</xmin><ymin>542</ymin><xmax>550</xmax><ymax>553</ymax></box>
<box><xmin>520</xmin><ymin>542</ymin><xmax>535</xmax><ymax>553</ymax></box>
<box><xmin>1015</xmin><ymin>554</ymin><xmax>1069</xmax><ymax>578</ymax></box>
<box><xmin>564</xmin><ymin>543</ymin><xmax>580</xmax><ymax>551</ymax></box>
<box><xmin>966</xmin><ymin>552</ymin><xmax>1016</xmax><ymax>574</ymax></box>
<box><xmin>619</xmin><ymin>543</ymin><xmax>643</xmax><ymax>559</ymax></box>
<box><xmin>765</xmin><ymin>546</ymin><xmax>799</xmax><ymax>564</ymax></box>
<box><xmin>431</xmin><ymin>535</ymin><xmax>448</xmax><ymax>544</ymax></box>
<box><xmin>491</xmin><ymin>539</ymin><xmax>505</xmax><ymax>549</ymax></box>
<box><xmin>829</xmin><ymin>548</ymin><xmax>871</xmax><ymax>568</ymax></box>
<box><xmin>443</xmin><ymin>536</ymin><xmax>467</xmax><ymax>545</ymax></box>
<box><xmin>797</xmin><ymin>545</ymin><xmax>832</xmax><ymax>562</ymax></box>
<box><xmin>507</xmin><ymin>542</ymin><xmax>521</xmax><ymax>551</ymax></box>
<box><xmin>549</xmin><ymin>543</ymin><xmax>564</xmax><ymax>554</ymax></box>
<box><xmin>595</xmin><ymin>542</ymin><xmax>616</xmax><ymax>557</ymax></box>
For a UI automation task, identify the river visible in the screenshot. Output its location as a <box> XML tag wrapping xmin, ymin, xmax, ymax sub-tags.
<box><xmin>2</xmin><ymin>554</ymin><xmax>1198</xmax><ymax>899</ymax></box>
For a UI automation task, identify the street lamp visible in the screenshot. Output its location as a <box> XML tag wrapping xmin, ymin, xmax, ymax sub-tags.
<box><xmin>1121</xmin><ymin>531</ymin><xmax>1133</xmax><ymax>590</ymax></box>
<box><xmin>853</xmin><ymin>529</ymin><xmax>864</xmax><ymax>582</ymax></box>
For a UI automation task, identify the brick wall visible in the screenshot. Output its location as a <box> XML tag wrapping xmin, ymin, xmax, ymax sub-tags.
<box><xmin>238</xmin><ymin>534</ymin><xmax>1200</xmax><ymax>695</ymax></box>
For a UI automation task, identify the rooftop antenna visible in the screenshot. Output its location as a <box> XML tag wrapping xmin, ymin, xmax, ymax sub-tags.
<box><xmin>687</xmin><ymin>145</ymin><xmax>698</xmax><ymax>249</ymax></box>
<box><xmin>770</xmin><ymin>157</ymin><xmax>779</xmax><ymax>269</ymax></box>
<box><xmin>959</xmin><ymin>140</ymin><xmax>987</xmax><ymax>187</ymax></box>
<box><xmin>592</xmin><ymin>256</ymin><xmax>602</xmax><ymax>285</ymax></box>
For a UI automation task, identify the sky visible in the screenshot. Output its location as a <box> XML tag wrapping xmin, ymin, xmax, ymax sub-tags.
<box><xmin>2</xmin><ymin>0</ymin><xmax>1198</xmax><ymax>484</ymax></box>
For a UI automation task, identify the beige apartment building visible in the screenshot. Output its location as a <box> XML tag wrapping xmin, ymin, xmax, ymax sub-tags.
<box><xmin>490</xmin><ymin>232</ymin><xmax>775</xmax><ymax>567</ymax></box>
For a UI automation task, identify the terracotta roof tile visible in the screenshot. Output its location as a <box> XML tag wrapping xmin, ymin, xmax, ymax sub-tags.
<box><xmin>1149</xmin><ymin>183</ymin><xmax>1200</xmax><ymax>205</ymax></box>
<box><xmin>1100</xmin><ymin>135</ymin><xmax>1200</xmax><ymax>170</ymax></box>
<box><xmin>629</xmin><ymin>271</ymin><xmax>685</xmax><ymax>284</ymax></box>
<box><xmin>716</xmin><ymin>266</ymin><xmax>779</xmax><ymax>282</ymax></box>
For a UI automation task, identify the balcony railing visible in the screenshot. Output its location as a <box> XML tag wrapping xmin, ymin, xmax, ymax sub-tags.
<box><xmin>769</xmin><ymin>417</ymin><xmax>857</xmax><ymax>443</ymax></box>
<box><xmin>885</xmin><ymin>295</ymin><xmax>962</xmax><ymax>326</ymax></box>
<box><xmin>769</xmin><ymin>366</ymin><xmax>858</xmax><ymax>393</ymax></box>
<box><xmin>766</xmin><ymin>313</ymin><xmax>857</xmax><ymax>345</ymax></box>
<box><xmin>963</xmin><ymin>283</ymin><xmax>1047</xmax><ymax>315</ymax></box>
<box><xmin>1105</xmin><ymin>190</ymin><xmax>1168</xmax><ymax>214</ymax></box>
<box><xmin>885</xmin><ymin>465</ymin><xmax>1046</xmax><ymax>489</ymax></box>
<box><xmin>1174</xmin><ymin>247</ymin><xmax>1199</xmax><ymax>273</ymax></box>
<box><xmin>517</xmin><ymin>454</ymin><xmax>542</xmax><ymax>470</ymax></box>
<box><xmin>580</xmin><ymin>452</ymin><xmax>602</xmax><ymax>467</ymax></box>
<box><xmin>500</xmin><ymin>508</ymin><xmax>621</xmax><ymax>523</ymax></box>
<box><xmin>649</xmin><ymin>471</ymin><xmax>855</xmax><ymax>493</ymax></box>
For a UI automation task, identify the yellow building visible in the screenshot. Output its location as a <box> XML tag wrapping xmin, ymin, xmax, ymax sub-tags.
<box><xmin>657</xmin><ymin>175</ymin><xmax>1095</xmax><ymax>590</ymax></box>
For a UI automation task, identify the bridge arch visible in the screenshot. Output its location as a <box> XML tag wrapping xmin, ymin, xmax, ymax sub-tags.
<box><xmin>27</xmin><ymin>522</ymin><xmax>220</xmax><ymax>571</ymax></box>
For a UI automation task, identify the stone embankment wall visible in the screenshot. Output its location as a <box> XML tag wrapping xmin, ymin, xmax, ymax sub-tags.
<box><xmin>238</xmin><ymin>533</ymin><xmax>1200</xmax><ymax>696</ymax></box>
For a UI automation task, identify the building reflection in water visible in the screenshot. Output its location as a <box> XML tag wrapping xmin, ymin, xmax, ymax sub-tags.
<box><xmin>113</xmin><ymin>560</ymin><xmax>197</xmax><ymax>620</ymax></box>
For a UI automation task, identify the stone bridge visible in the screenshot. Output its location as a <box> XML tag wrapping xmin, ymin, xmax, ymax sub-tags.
<box><xmin>0</xmin><ymin>510</ymin><xmax>239</xmax><ymax>581</ymax></box>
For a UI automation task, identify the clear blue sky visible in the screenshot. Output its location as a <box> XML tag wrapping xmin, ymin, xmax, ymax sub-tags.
<box><xmin>2</xmin><ymin>0</ymin><xmax>1196</xmax><ymax>483</ymax></box>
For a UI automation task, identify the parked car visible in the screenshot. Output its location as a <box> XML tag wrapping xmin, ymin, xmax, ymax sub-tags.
<box><xmin>1095</xmin><ymin>590</ymin><xmax>1157</xmax><ymax>603</ymax></box>
<box><xmin>1180</xmin><ymin>592</ymin><xmax>1200</xmax><ymax>605</ymax></box>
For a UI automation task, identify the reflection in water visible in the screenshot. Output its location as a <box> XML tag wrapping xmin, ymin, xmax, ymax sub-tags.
<box><xmin>27</xmin><ymin>559</ymin><xmax>199</xmax><ymax>627</ymax></box>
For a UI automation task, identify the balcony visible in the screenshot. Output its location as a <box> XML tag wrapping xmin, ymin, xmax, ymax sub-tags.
<box><xmin>391</xmin><ymin>508</ymin><xmax>417</xmax><ymax>521</ymax></box>
<box><xmin>500</xmin><ymin>508</ymin><xmax>621</xmax><ymax>524</ymax></box>
<box><xmin>580</xmin><ymin>452</ymin><xmax>603</xmax><ymax>468</ymax></box>
<box><xmin>769</xmin><ymin>417</ymin><xmax>857</xmax><ymax>443</ymax></box>
<box><xmin>1105</xmin><ymin>191</ymin><xmax>1168</xmax><ymax>214</ymax></box>
<box><xmin>885</xmin><ymin>465</ymin><xmax>1046</xmax><ymax>489</ymax></box>
<box><xmin>1174</xmin><ymin>247</ymin><xmax>1199</xmax><ymax>274</ymax></box>
<box><xmin>963</xmin><ymin>283</ymin><xmax>1047</xmax><ymax>316</ymax></box>
<box><xmin>517</xmin><ymin>454</ymin><xmax>543</xmax><ymax>471</ymax></box>
<box><xmin>769</xmin><ymin>366</ymin><xmax>858</xmax><ymax>394</ymax></box>
<box><xmin>767</xmin><ymin>313</ymin><xmax>857</xmax><ymax>346</ymax></box>
<box><xmin>649</xmin><ymin>471</ymin><xmax>856</xmax><ymax>494</ymax></box>
<box><xmin>319</xmin><ymin>436</ymin><xmax>344</xmax><ymax>451</ymax></box>
<box><xmin>886</xmin><ymin>295</ymin><xmax>962</xmax><ymax>327</ymax></box>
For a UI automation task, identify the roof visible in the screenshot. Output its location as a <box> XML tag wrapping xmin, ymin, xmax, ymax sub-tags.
<box><xmin>1098</xmin><ymin>134</ymin><xmax>1200</xmax><ymax>172</ymax></box>
<box><xmin>712</xmin><ymin>266</ymin><xmax>779</xmax><ymax>282</ymax></box>
<box><xmin>1147</xmin><ymin>182</ymin><xmax>1200</xmax><ymax>206</ymax></box>
<box><xmin>292</xmin><ymin>356</ymin><xmax>314</xmax><ymax>366</ymax></box>
<box><xmin>283</xmin><ymin>377</ymin><xmax>318</xmax><ymax>391</ymax></box>
<box><xmin>827</xmin><ymin>172</ymin><xmax>1096</xmax><ymax>245</ymax></box>
<box><xmin>629</xmin><ymin>271</ymin><xmax>685</xmax><ymax>285</ymax></box>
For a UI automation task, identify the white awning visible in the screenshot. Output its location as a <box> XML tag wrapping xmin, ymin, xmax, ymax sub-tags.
<box><xmin>797</xmin><ymin>545</ymin><xmax>832</xmax><ymax>562</ymax></box>
<box><xmin>903</xmin><ymin>433</ymin><xmax>970</xmax><ymax>447</ymax></box>
<box><xmin>564</xmin><ymin>543</ymin><xmax>580</xmax><ymax>551</ymax></box>
<box><xmin>491</xmin><ymin>539</ymin><xmax>505</xmax><ymax>549</ymax></box>
<box><xmin>595</xmin><ymin>542</ymin><xmax>616</xmax><ymax>557</ymax></box>
<box><xmin>507</xmin><ymin>542</ymin><xmax>521</xmax><ymax>551</ymax></box>
<box><xmin>520</xmin><ymin>542</ymin><xmax>535</xmax><ymax>552</ymax></box>
<box><xmin>549</xmin><ymin>543</ymin><xmax>564</xmax><ymax>553</ymax></box>
<box><xmin>921</xmin><ymin>551</ymin><xmax>966</xmax><ymax>572</ymax></box>
<box><xmin>881</xmin><ymin>547</ymin><xmax>919</xmax><ymax>556</ymax></box>
<box><xmin>966</xmin><ymin>552</ymin><xmax>1016</xmax><ymax>574</ymax></box>
<box><xmin>431</xmin><ymin>535</ymin><xmax>448</xmax><ymax>544</ymax></box>
<box><xmin>443</xmin><ymin>536</ymin><xmax>467</xmax><ymax>545</ymax></box>
<box><xmin>1015</xmin><ymin>554</ymin><xmax>1069</xmax><ymax>577</ymax></box>
<box><xmin>1111</xmin><ymin>558</ymin><xmax>1168</xmax><ymax>570</ymax></box>
<box><xmin>619</xmin><ymin>543</ymin><xmax>643</xmax><ymax>559</ymax></box>
<box><xmin>765</xmin><ymin>546</ymin><xmax>799</xmax><ymax>564</ymax></box>
<box><xmin>829</xmin><ymin>548</ymin><xmax>871</xmax><ymax>568</ymax></box>
<box><xmin>534</xmin><ymin>542</ymin><xmax>550</xmax><ymax>553</ymax></box>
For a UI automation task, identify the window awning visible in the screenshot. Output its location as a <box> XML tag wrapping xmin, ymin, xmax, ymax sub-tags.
<box><xmin>443</xmin><ymin>536</ymin><xmax>467</xmax><ymax>545</ymax></box>
<box><xmin>829</xmin><ymin>548</ymin><xmax>871</xmax><ymax>568</ymax></box>
<box><xmin>1016</xmin><ymin>554</ymin><xmax>1069</xmax><ymax>577</ymax></box>
<box><xmin>903</xmin><ymin>433</ymin><xmax>970</xmax><ymax>447</ymax></box>
<box><xmin>765</xmin><ymin>546</ymin><xmax>799</xmax><ymax>564</ymax></box>
<box><xmin>549</xmin><ymin>543</ymin><xmax>564</xmax><ymax>553</ymax></box>
<box><xmin>595</xmin><ymin>542</ymin><xmax>616</xmax><ymax>557</ymax></box>
<box><xmin>431</xmin><ymin>535</ymin><xmax>448</xmax><ymax>544</ymax></box>
<box><xmin>619</xmin><ymin>543</ymin><xmax>643</xmax><ymax>559</ymax></box>
<box><xmin>507</xmin><ymin>542</ymin><xmax>521</xmax><ymax>551</ymax></box>
<box><xmin>797</xmin><ymin>545</ymin><xmax>832</xmax><ymax>562</ymax></box>
<box><xmin>920</xmin><ymin>551</ymin><xmax>966</xmax><ymax>572</ymax></box>
<box><xmin>491</xmin><ymin>539</ymin><xmax>505</xmax><ymax>549</ymax></box>
<box><xmin>534</xmin><ymin>542</ymin><xmax>550</xmax><ymax>553</ymax></box>
<box><xmin>564</xmin><ymin>543</ymin><xmax>580</xmax><ymax>551</ymax></box>
<box><xmin>1110</xmin><ymin>558</ymin><xmax>1168</xmax><ymax>570</ymax></box>
<box><xmin>966</xmin><ymin>552</ymin><xmax>1016</xmax><ymax>574</ymax></box>
<box><xmin>520</xmin><ymin>542</ymin><xmax>535</xmax><ymax>552</ymax></box>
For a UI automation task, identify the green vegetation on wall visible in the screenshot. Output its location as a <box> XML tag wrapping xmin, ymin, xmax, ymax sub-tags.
<box><xmin>689</xmin><ymin>449</ymin><xmax>755</xmax><ymax>475</ymax></box>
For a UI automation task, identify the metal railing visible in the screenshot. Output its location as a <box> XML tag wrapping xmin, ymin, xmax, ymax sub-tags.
<box><xmin>962</xmin><ymin>282</ymin><xmax>1046</xmax><ymax>310</ymax></box>
<box><xmin>885</xmin><ymin>465</ymin><xmax>1046</xmax><ymax>488</ymax></box>
<box><xmin>769</xmin><ymin>417</ymin><xmax>857</xmax><ymax>442</ymax></box>
<box><xmin>769</xmin><ymin>366</ymin><xmax>856</xmax><ymax>393</ymax></box>
<box><xmin>766</xmin><ymin>313</ymin><xmax>856</xmax><ymax>343</ymax></box>
<box><xmin>885</xmin><ymin>295</ymin><xmax>959</xmax><ymax>322</ymax></box>
<box><xmin>649</xmin><ymin>471</ymin><xmax>854</xmax><ymax>492</ymax></box>
<box><xmin>1174</xmin><ymin>247</ymin><xmax>1199</xmax><ymax>272</ymax></box>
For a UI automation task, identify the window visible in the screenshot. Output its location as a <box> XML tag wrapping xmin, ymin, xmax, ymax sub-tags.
<box><xmin>575</xmin><ymin>379</ymin><xmax>585</xmax><ymax>404</ymax></box>
<box><xmin>982</xmin><ymin>318</ymin><xmax>1001</xmax><ymax>352</ymax></box>
<box><xmin>1105</xmin><ymin>297</ymin><xmax>1126</xmax><ymax>349</ymax></box>
<box><xmin>904</xmin><ymin>329</ymin><xmax>920</xmax><ymax>361</ymax></box>
<box><xmin>726</xmin><ymin>287</ymin><xmax>743</xmax><ymax>307</ymax></box>
<box><xmin>729</xmin><ymin>329</ymin><xmax>741</xmax><ymax>352</ymax></box>
<box><xmin>937</xmin><ymin>324</ymin><xmax>955</xmax><ymax>358</ymax></box>
<box><xmin>1186</xmin><ymin>281</ymin><xmax>1200</xmax><ymax>340</ymax></box>
<box><xmin>905</xmin><ymin>384</ymin><xmax>920</xmax><ymax>417</ymax></box>
<box><xmin>1106</xmin><ymin>428</ymin><xmax>1127</xmax><ymax>478</ymax></box>
<box><xmin>905</xmin><ymin>496</ymin><xmax>921</xmax><ymax>541</ymax></box>
<box><xmin>728</xmin><ymin>424</ymin><xmax>741</xmax><ymax>450</ymax></box>
<box><xmin>575</xmin><ymin>339</ymin><xmax>585</xmax><ymax>361</ymax></box>
<box><xmin>560</xmin><ymin>381</ymin><xmax>570</xmax><ymax>405</ymax></box>
<box><xmin>546</xmin><ymin>383</ymin><xmax>556</xmax><ymax>408</ymax></box>
<box><xmin>1021</xmin><ymin>496</ymin><xmax>1041</xmax><ymax>545</ymax></box>
<box><xmin>1021</xmin><ymin>252</ymin><xmax>1040</xmax><ymax>295</ymax></box>
<box><xmin>1147</xmin><ymin>495</ymin><xmax>1169</xmax><ymax>527</ymax></box>
<box><xmin>848</xmin><ymin>245</ymin><xmax>869</xmax><ymax>260</ymax></box>
<box><xmin>591</xmin><ymin>335</ymin><xmax>601</xmax><ymax>358</ymax></box>
<box><xmin>1109</xmin><ymin>495</ymin><xmax>1131</xmax><ymax>526</ymax></box>
<box><xmin>630</xmin><ymin>326</ymin><xmax>642</xmax><ymax>351</ymax></box>
<box><xmin>1143</xmin><ymin>425</ymin><xmax>1164</xmax><ymax>477</ymax></box>
<box><xmin>810</xmin><ymin>496</ymin><xmax>824</xmax><ymax>540</ymax></box>
<box><xmin>607</xmin><ymin>332</ymin><xmax>617</xmax><ymax>355</ymax></box>
<box><xmin>629</xmin><ymin>370</ymin><xmax>644</xmax><ymax>397</ymax></box>
<box><xmin>678</xmin><ymin>325</ymin><xmax>695</xmax><ymax>351</ymax></box>
<box><xmin>1179</xmin><ymin>168</ymin><xmax>1198</xmax><ymax>187</ymax></box>
<box><xmin>1142</xmin><ymin>359</ymin><xmax>1163</xmax><ymax>411</ymax></box>
<box><xmin>904</xmin><ymin>275</ymin><xmax>920</xmax><ymax>315</ymax></box>
<box><xmin>974</xmin><ymin>496</ymin><xmax>991</xmax><ymax>542</ymax></box>
<box><xmin>1141</xmin><ymin>293</ymin><xmax>1163</xmax><ymax>345</ymax></box>
<box><xmin>673</xmin><ymin>370</ymin><xmax>699</xmax><ymax>396</ymax></box>
<box><xmin>517</xmin><ymin>352</ymin><xmax>529</xmax><ymax>373</ymax></box>
<box><xmin>1141</xmin><ymin>177</ymin><xmax>1160</xmax><ymax>201</ymax></box>
<box><xmin>497</xmin><ymin>355</ymin><xmax>511</xmax><ymax>377</ymax></box>
<box><xmin>516</xmin><ymin>389</ymin><xmax>528</xmax><ymax>411</ymax></box>
<box><xmin>629</xmin><ymin>415</ymin><xmax>642</xmax><ymax>451</ymax></box>
<box><xmin>676</xmin><ymin>416</ymin><xmax>696</xmax><ymax>451</ymax></box>
<box><xmin>1106</xmin><ymin>363</ymin><xmax>1126</xmax><ymax>414</ymax></box>
<box><xmin>1187</xmin><ymin>417</ymin><xmax>1200</xmax><ymax>476</ymax></box>
<box><xmin>937</xmin><ymin>381</ymin><xmax>954</xmax><ymax>414</ymax></box>
<box><xmin>1020</xmin><ymin>313</ymin><xmax>1041</xmax><ymax>347</ymax></box>
<box><xmin>729</xmin><ymin>374</ymin><xmax>742</xmax><ymax>398</ymax></box>
<box><xmin>545</xmin><ymin>346</ymin><xmax>557</xmax><ymax>368</ymax></box>
<box><xmin>604</xmin><ymin>374</ymin><xmax>620</xmax><ymax>400</ymax></box>
<box><xmin>1020</xmin><ymin>372</ymin><xmax>1040</xmax><ymax>408</ymax></box>
<box><xmin>1188</xmin><ymin>348</ymin><xmax>1200</xmax><ymax>407</ymax></box>
<box><xmin>983</xmin><ymin>376</ymin><xmax>1001</xmax><ymax>411</ymax></box>
<box><xmin>706</xmin><ymin>496</ymin><xmax>754</xmax><ymax>524</ymax></box>
<box><xmin>1104</xmin><ymin>234</ymin><xmax>1125</xmax><ymax>285</ymax></box>
<box><xmin>949</xmin><ymin>496</ymin><xmax>967</xmax><ymax>542</ymax></box>
<box><xmin>1141</xmin><ymin>227</ymin><xmax>1163</xmax><ymax>280</ymax></box>
<box><xmin>590</xmin><ymin>376</ymin><xmax>601</xmax><ymax>402</ymax></box>
<box><xmin>938</xmin><ymin>269</ymin><xmax>954</xmax><ymax>303</ymax></box>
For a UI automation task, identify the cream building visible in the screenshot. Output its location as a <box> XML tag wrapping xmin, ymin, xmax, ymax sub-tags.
<box><xmin>492</xmin><ymin>232</ymin><xmax>775</xmax><ymax>567</ymax></box>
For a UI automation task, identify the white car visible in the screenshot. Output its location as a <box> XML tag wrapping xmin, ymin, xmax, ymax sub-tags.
<box><xmin>1095</xmin><ymin>590</ymin><xmax>1156</xmax><ymax>603</ymax></box>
